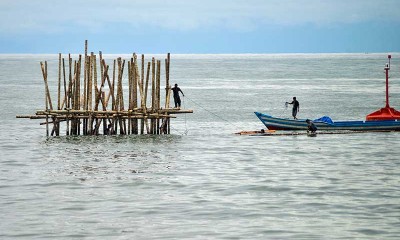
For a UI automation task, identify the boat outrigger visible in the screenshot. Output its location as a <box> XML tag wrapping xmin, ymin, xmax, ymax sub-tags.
<box><xmin>255</xmin><ymin>55</ymin><xmax>400</xmax><ymax>132</ymax></box>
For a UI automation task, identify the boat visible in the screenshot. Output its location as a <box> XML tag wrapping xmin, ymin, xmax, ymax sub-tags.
<box><xmin>255</xmin><ymin>55</ymin><xmax>400</xmax><ymax>132</ymax></box>
<box><xmin>254</xmin><ymin>112</ymin><xmax>400</xmax><ymax>131</ymax></box>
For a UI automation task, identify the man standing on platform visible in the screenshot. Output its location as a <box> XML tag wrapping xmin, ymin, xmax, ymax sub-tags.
<box><xmin>171</xmin><ymin>83</ymin><xmax>184</xmax><ymax>108</ymax></box>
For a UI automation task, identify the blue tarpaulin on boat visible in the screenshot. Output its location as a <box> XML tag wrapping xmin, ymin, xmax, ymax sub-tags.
<box><xmin>314</xmin><ymin>116</ymin><xmax>334</xmax><ymax>124</ymax></box>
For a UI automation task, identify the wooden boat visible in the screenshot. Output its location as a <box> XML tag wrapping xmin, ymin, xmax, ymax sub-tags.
<box><xmin>255</xmin><ymin>55</ymin><xmax>400</xmax><ymax>132</ymax></box>
<box><xmin>254</xmin><ymin>112</ymin><xmax>400</xmax><ymax>131</ymax></box>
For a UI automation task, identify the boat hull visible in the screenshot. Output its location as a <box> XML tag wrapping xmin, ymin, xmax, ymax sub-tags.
<box><xmin>255</xmin><ymin>112</ymin><xmax>400</xmax><ymax>131</ymax></box>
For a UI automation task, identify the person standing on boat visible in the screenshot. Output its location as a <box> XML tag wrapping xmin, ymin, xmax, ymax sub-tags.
<box><xmin>286</xmin><ymin>97</ymin><xmax>299</xmax><ymax>119</ymax></box>
<box><xmin>306</xmin><ymin>119</ymin><xmax>317</xmax><ymax>133</ymax></box>
<box><xmin>171</xmin><ymin>83</ymin><xmax>184</xmax><ymax>108</ymax></box>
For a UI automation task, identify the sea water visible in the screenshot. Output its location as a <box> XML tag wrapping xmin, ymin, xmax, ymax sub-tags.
<box><xmin>1</xmin><ymin>53</ymin><xmax>400</xmax><ymax>239</ymax></box>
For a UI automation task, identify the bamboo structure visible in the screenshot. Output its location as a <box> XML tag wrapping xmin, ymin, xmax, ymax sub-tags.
<box><xmin>17</xmin><ymin>41</ymin><xmax>193</xmax><ymax>136</ymax></box>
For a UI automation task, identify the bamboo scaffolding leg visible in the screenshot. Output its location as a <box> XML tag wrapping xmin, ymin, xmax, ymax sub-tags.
<box><xmin>40</xmin><ymin>61</ymin><xmax>58</xmax><ymax>136</ymax></box>
<box><xmin>161</xmin><ymin>82</ymin><xmax>172</xmax><ymax>135</ymax></box>
<box><xmin>128</xmin><ymin>61</ymin><xmax>132</xmax><ymax>134</ymax></box>
<box><xmin>133</xmin><ymin>56</ymin><xmax>138</xmax><ymax>134</ymax></box>
<box><xmin>73</xmin><ymin>57</ymin><xmax>82</xmax><ymax>136</ymax></box>
<box><xmin>156</xmin><ymin>60</ymin><xmax>161</xmax><ymax>134</ymax></box>
<box><xmin>99</xmin><ymin>51</ymin><xmax>107</xmax><ymax>134</ymax></box>
<box><xmin>109</xmin><ymin>60</ymin><xmax>115</xmax><ymax>134</ymax></box>
<box><xmin>144</xmin><ymin>62</ymin><xmax>151</xmax><ymax>134</ymax></box>
<box><xmin>40</xmin><ymin>62</ymin><xmax>53</xmax><ymax>111</ymax></box>
<box><xmin>140</xmin><ymin>54</ymin><xmax>145</xmax><ymax>134</ymax></box>
<box><xmin>87</xmin><ymin>53</ymin><xmax>94</xmax><ymax>135</ymax></box>
<box><xmin>62</xmin><ymin>58</ymin><xmax>69</xmax><ymax>135</ymax></box>
<box><xmin>93</xmin><ymin>54</ymin><xmax>99</xmax><ymax>135</ymax></box>
<box><xmin>55</xmin><ymin>53</ymin><xmax>61</xmax><ymax>136</ymax></box>
<box><xmin>133</xmin><ymin>54</ymin><xmax>138</xmax><ymax>134</ymax></box>
<box><xmin>116</xmin><ymin>58</ymin><xmax>126</xmax><ymax>135</ymax></box>
<box><xmin>58</xmin><ymin>53</ymin><xmax>62</xmax><ymax>110</ymax></box>
<box><xmin>151</xmin><ymin>57</ymin><xmax>156</xmax><ymax>134</ymax></box>
<box><xmin>77</xmin><ymin>55</ymin><xmax>82</xmax><ymax>135</ymax></box>
<box><xmin>72</xmin><ymin>61</ymin><xmax>77</xmax><ymax>135</ymax></box>
<box><xmin>120</xmin><ymin>59</ymin><xmax>126</xmax><ymax>134</ymax></box>
<box><xmin>116</xmin><ymin>58</ymin><xmax>121</xmax><ymax>134</ymax></box>
<box><xmin>83</xmin><ymin>57</ymin><xmax>88</xmax><ymax>135</ymax></box>
<box><xmin>40</xmin><ymin>62</ymin><xmax>49</xmax><ymax>137</ymax></box>
<box><xmin>67</xmin><ymin>55</ymin><xmax>72</xmax><ymax>135</ymax></box>
<box><xmin>166</xmin><ymin>56</ymin><xmax>171</xmax><ymax>134</ymax></box>
<box><xmin>102</xmin><ymin>60</ymin><xmax>114</xmax><ymax>134</ymax></box>
<box><xmin>62</xmin><ymin>58</ymin><xmax>67</xmax><ymax>109</ymax></box>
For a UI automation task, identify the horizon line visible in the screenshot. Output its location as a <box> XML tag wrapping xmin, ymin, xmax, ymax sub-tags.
<box><xmin>0</xmin><ymin>52</ymin><xmax>398</xmax><ymax>55</ymax></box>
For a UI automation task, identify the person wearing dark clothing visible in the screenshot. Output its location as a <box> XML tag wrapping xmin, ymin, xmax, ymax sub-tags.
<box><xmin>286</xmin><ymin>97</ymin><xmax>300</xmax><ymax>119</ymax></box>
<box><xmin>171</xmin><ymin>83</ymin><xmax>184</xmax><ymax>108</ymax></box>
<box><xmin>306</xmin><ymin>119</ymin><xmax>317</xmax><ymax>133</ymax></box>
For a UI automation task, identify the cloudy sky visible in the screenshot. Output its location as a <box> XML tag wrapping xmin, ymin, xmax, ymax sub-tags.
<box><xmin>0</xmin><ymin>0</ymin><xmax>399</xmax><ymax>53</ymax></box>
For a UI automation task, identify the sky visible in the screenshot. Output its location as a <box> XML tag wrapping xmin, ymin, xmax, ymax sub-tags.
<box><xmin>0</xmin><ymin>0</ymin><xmax>400</xmax><ymax>53</ymax></box>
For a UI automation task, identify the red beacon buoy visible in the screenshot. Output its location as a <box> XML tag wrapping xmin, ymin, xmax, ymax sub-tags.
<box><xmin>366</xmin><ymin>54</ymin><xmax>400</xmax><ymax>121</ymax></box>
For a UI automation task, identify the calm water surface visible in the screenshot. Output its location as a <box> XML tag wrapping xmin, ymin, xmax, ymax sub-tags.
<box><xmin>1</xmin><ymin>53</ymin><xmax>400</xmax><ymax>239</ymax></box>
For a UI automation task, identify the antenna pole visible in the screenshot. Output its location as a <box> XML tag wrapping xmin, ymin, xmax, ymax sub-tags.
<box><xmin>385</xmin><ymin>55</ymin><xmax>391</xmax><ymax>107</ymax></box>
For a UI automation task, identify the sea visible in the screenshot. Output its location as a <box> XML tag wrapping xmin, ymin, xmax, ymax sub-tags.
<box><xmin>1</xmin><ymin>53</ymin><xmax>399</xmax><ymax>239</ymax></box>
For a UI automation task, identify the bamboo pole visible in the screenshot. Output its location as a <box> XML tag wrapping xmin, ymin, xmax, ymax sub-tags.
<box><xmin>102</xmin><ymin>60</ymin><xmax>115</xmax><ymax>134</ymax></box>
<box><xmin>99</xmin><ymin>51</ymin><xmax>107</xmax><ymax>134</ymax></box>
<box><xmin>77</xmin><ymin>55</ymin><xmax>82</xmax><ymax>135</ymax></box>
<box><xmin>40</xmin><ymin>61</ymin><xmax>49</xmax><ymax>137</ymax></box>
<box><xmin>140</xmin><ymin>54</ymin><xmax>146</xmax><ymax>134</ymax></box>
<box><xmin>62</xmin><ymin>58</ymin><xmax>67</xmax><ymax>109</ymax></box>
<box><xmin>157</xmin><ymin>60</ymin><xmax>162</xmax><ymax>134</ymax></box>
<box><xmin>62</xmin><ymin>58</ymin><xmax>69</xmax><ymax>135</ymax></box>
<box><xmin>144</xmin><ymin>62</ymin><xmax>151</xmax><ymax>133</ymax></box>
<box><xmin>116</xmin><ymin>58</ymin><xmax>126</xmax><ymax>134</ymax></box>
<box><xmin>70</xmin><ymin>59</ymin><xmax>76</xmax><ymax>135</ymax></box>
<box><xmin>93</xmin><ymin>54</ymin><xmax>99</xmax><ymax>135</ymax></box>
<box><xmin>166</xmin><ymin>53</ymin><xmax>170</xmax><ymax>101</ymax></box>
<box><xmin>151</xmin><ymin>57</ymin><xmax>156</xmax><ymax>134</ymax></box>
<box><xmin>19</xmin><ymin>114</ymin><xmax>176</xmax><ymax>120</ymax></box>
<box><xmin>128</xmin><ymin>60</ymin><xmax>132</xmax><ymax>134</ymax></box>
<box><xmin>112</xmin><ymin>59</ymin><xmax>116</xmax><ymax>110</ymax></box>
<box><xmin>89</xmin><ymin>53</ymin><xmax>94</xmax><ymax>111</ymax></box>
<box><xmin>35</xmin><ymin>108</ymin><xmax>192</xmax><ymax>115</ymax></box>
<box><xmin>83</xmin><ymin>57</ymin><xmax>88</xmax><ymax>135</ymax></box>
<box><xmin>58</xmin><ymin>53</ymin><xmax>61</xmax><ymax>110</ymax></box>
<box><xmin>83</xmin><ymin>42</ymin><xmax>88</xmax><ymax>135</ymax></box>
<box><xmin>115</xmin><ymin>58</ymin><xmax>121</xmax><ymax>134</ymax></box>
<box><xmin>84</xmin><ymin>42</ymin><xmax>88</xmax><ymax>112</ymax></box>
<box><xmin>128</xmin><ymin>61</ymin><xmax>131</xmax><ymax>133</ymax></box>
<box><xmin>111</xmin><ymin>59</ymin><xmax>117</xmax><ymax>134</ymax></box>
<box><xmin>68</xmin><ymin>54</ymin><xmax>72</xmax><ymax>111</ymax></box>
<box><xmin>94</xmin><ymin>53</ymin><xmax>98</xmax><ymax>101</ymax></box>
<box><xmin>121</xmin><ymin>59</ymin><xmax>126</xmax><ymax>134</ymax></box>
<box><xmin>95</xmin><ymin>62</ymin><xmax>110</xmax><ymax>110</ymax></box>
<box><xmin>165</xmin><ymin>86</ymin><xmax>172</xmax><ymax>134</ymax></box>
<box><xmin>55</xmin><ymin>54</ymin><xmax>62</xmax><ymax>136</ymax></box>
<box><xmin>140</xmin><ymin>54</ymin><xmax>145</xmax><ymax>134</ymax></box>
<box><xmin>72</xmin><ymin>60</ymin><xmax>77</xmax><ymax>135</ymax></box>
<box><xmin>41</xmin><ymin>61</ymin><xmax>53</xmax><ymax>110</ymax></box>
<box><xmin>42</xmin><ymin>60</ymin><xmax>58</xmax><ymax>135</ymax></box>
<box><xmin>93</xmin><ymin>58</ymin><xmax>104</xmax><ymax>132</ymax></box>
<box><xmin>88</xmin><ymin>53</ymin><xmax>94</xmax><ymax>134</ymax></box>
<box><xmin>133</xmin><ymin>54</ymin><xmax>138</xmax><ymax>134</ymax></box>
<box><xmin>165</xmin><ymin>57</ymin><xmax>170</xmax><ymax>134</ymax></box>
